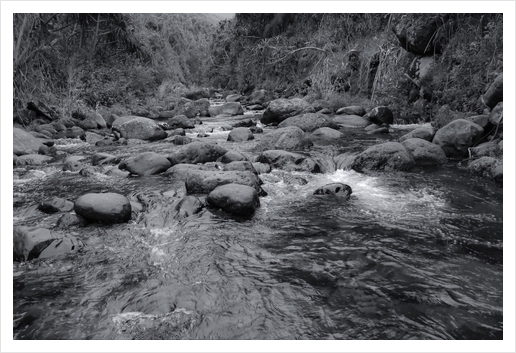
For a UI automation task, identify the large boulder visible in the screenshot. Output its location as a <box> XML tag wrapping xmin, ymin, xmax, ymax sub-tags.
<box><xmin>469</xmin><ymin>141</ymin><xmax>501</xmax><ymax>159</ymax></box>
<box><xmin>278</xmin><ymin>113</ymin><xmax>339</xmax><ymax>132</ymax></box>
<box><xmin>399</xmin><ymin>126</ymin><xmax>435</xmax><ymax>142</ymax></box>
<box><xmin>225</xmin><ymin>94</ymin><xmax>244</xmax><ymax>102</ymax></box>
<box><xmin>249</xmin><ymin>89</ymin><xmax>273</xmax><ymax>105</ymax></box>
<box><xmin>392</xmin><ymin>14</ymin><xmax>450</xmax><ymax>55</ymax></box>
<box><xmin>185</xmin><ymin>170</ymin><xmax>264</xmax><ymax>195</ymax></box>
<box><xmin>13</xmin><ymin>226</ymin><xmax>83</xmax><ymax>262</ymax></box>
<box><xmin>74</xmin><ymin>192</ymin><xmax>132</xmax><ymax>223</ymax></box>
<box><xmin>255</xmin><ymin>126</ymin><xmax>313</xmax><ymax>152</ymax></box>
<box><xmin>367</xmin><ymin>106</ymin><xmax>394</xmax><ymax>125</ymax></box>
<box><xmin>112</xmin><ymin>116</ymin><xmax>167</xmax><ymax>141</ymax></box>
<box><xmin>256</xmin><ymin>150</ymin><xmax>320</xmax><ymax>173</ymax></box>
<box><xmin>13</xmin><ymin>128</ymin><xmax>45</xmax><ymax>156</ymax></box>
<box><xmin>119</xmin><ymin>152</ymin><xmax>171</xmax><ymax>176</ymax></box>
<box><xmin>333</xmin><ymin>115</ymin><xmax>370</xmax><ymax>128</ymax></box>
<box><xmin>207</xmin><ymin>184</ymin><xmax>260</xmax><ymax>216</ymax></box>
<box><xmin>167</xmin><ymin>142</ymin><xmax>227</xmax><ymax>165</ymax></box>
<box><xmin>166</xmin><ymin>115</ymin><xmax>195</xmax><ymax>129</ymax></box>
<box><xmin>466</xmin><ymin>115</ymin><xmax>490</xmax><ymax>129</ymax></box>
<box><xmin>227</xmin><ymin>127</ymin><xmax>254</xmax><ymax>142</ymax></box>
<box><xmin>174</xmin><ymin>196</ymin><xmax>204</xmax><ymax>219</ymax></box>
<box><xmin>432</xmin><ymin>119</ymin><xmax>484</xmax><ymax>158</ymax></box>
<box><xmin>351</xmin><ymin>142</ymin><xmax>416</xmax><ymax>172</ymax></box>
<box><xmin>336</xmin><ymin>106</ymin><xmax>366</xmax><ymax>116</ymax></box>
<box><xmin>314</xmin><ymin>183</ymin><xmax>352</xmax><ymax>198</ymax></box>
<box><xmin>174</xmin><ymin>98</ymin><xmax>198</xmax><ymax>118</ymax></box>
<box><xmin>208</xmin><ymin>102</ymin><xmax>244</xmax><ymax>117</ymax></box>
<box><xmin>261</xmin><ymin>98</ymin><xmax>312</xmax><ymax>125</ymax></box>
<box><xmin>401</xmin><ymin>138</ymin><xmax>448</xmax><ymax>166</ymax></box>
<box><xmin>482</xmin><ymin>74</ymin><xmax>503</xmax><ymax>109</ymax></box>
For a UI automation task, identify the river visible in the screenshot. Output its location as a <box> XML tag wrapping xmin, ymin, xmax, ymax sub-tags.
<box><xmin>12</xmin><ymin>114</ymin><xmax>503</xmax><ymax>341</ymax></box>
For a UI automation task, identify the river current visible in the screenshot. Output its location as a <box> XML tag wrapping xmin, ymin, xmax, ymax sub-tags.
<box><xmin>12</xmin><ymin>115</ymin><xmax>503</xmax><ymax>341</ymax></box>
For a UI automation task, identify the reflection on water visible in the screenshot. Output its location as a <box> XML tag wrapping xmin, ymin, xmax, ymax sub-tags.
<box><xmin>12</xmin><ymin>122</ymin><xmax>503</xmax><ymax>340</ymax></box>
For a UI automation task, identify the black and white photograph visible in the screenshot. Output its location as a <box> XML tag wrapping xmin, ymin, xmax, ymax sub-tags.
<box><xmin>2</xmin><ymin>1</ymin><xmax>514</xmax><ymax>352</ymax></box>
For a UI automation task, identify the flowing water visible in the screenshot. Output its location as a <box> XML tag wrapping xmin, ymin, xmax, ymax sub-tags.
<box><xmin>12</xmin><ymin>117</ymin><xmax>503</xmax><ymax>340</ymax></box>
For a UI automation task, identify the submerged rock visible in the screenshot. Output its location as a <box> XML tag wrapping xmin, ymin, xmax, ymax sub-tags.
<box><xmin>314</xmin><ymin>183</ymin><xmax>352</xmax><ymax>198</ymax></box>
<box><xmin>13</xmin><ymin>226</ymin><xmax>83</xmax><ymax>262</ymax></box>
<box><xmin>74</xmin><ymin>192</ymin><xmax>132</xmax><ymax>223</ymax></box>
<box><xmin>311</xmin><ymin>127</ymin><xmax>343</xmax><ymax>139</ymax></box>
<box><xmin>62</xmin><ymin>155</ymin><xmax>88</xmax><ymax>172</ymax></box>
<box><xmin>174</xmin><ymin>196</ymin><xmax>204</xmax><ymax>219</ymax></box>
<box><xmin>207</xmin><ymin>183</ymin><xmax>260</xmax><ymax>216</ymax></box>
<box><xmin>14</xmin><ymin>154</ymin><xmax>53</xmax><ymax>166</ymax></box>
<box><xmin>92</xmin><ymin>152</ymin><xmax>120</xmax><ymax>166</ymax></box>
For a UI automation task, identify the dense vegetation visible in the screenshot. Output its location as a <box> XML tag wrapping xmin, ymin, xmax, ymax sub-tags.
<box><xmin>13</xmin><ymin>13</ymin><xmax>503</xmax><ymax>124</ymax></box>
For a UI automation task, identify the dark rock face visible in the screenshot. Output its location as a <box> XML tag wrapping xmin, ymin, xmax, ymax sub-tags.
<box><xmin>166</xmin><ymin>115</ymin><xmax>195</xmax><ymax>129</ymax></box>
<box><xmin>432</xmin><ymin>119</ymin><xmax>484</xmax><ymax>158</ymax></box>
<box><xmin>208</xmin><ymin>102</ymin><xmax>244</xmax><ymax>117</ymax></box>
<box><xmin>278</xmin><ymin>113</ymin><xmax>339</xmax><ymax>133</ymax></box>
<box><xmin>336</xmin><ymin>106</ymin><xmax>366</xmax><ymax>116</ymax></box>
<box><xmin>333</xmin><ymin>115</ymin><xmax>370</xmax><ymax>128</ymax></box>
<box><xmin>13</xmin><ymin>226</ymin><xmax>83</xmax><ymax>262</ymax></box>
<box><xmin>167</xmin><ymin>142</ymin><xmax>227</xmax><ymax>165</ymax></box>
<box><xmin>367</xmin><ymin>106</ymin><xmax>393</xmax><ymax>125</ymax></box>
<box><xmin>174</xmin><ymin>196</ymin><xmax>204</xmax><ymax>219</ymax></box>
<box><xmin>314</xmin><ymin>183</ymin><xmax>352</xmax><ymax>198</ymax></box>
<box><xmin>256</xmin><ymin>150</ymin><xmax>320</xmax><ymax>173</ymax></box>
<box><xmin>119</xmin><ymin>152</ymin><xmax>171</xmax><ymax>176</ymax></box>
<box><xmin>483</xmin><ymin>74</ymin><xmax>503</xmax><ymax>109</ymax></box>
<box><xmin>227</xmin><ymin>127</ymin><xmax>254</xmax><ymax>142</ymax></box>
<box><xmin>207</xmin><ymin>183</ymin><xmax>260</xmax><ymax>216</ymax></box>
<box><xmin>254</xmin><ymin>126</ymin><xmax>313</xmax><ymax>152</ymax></box>
<box><xmin>400</xmin><ymin>126</ymin><xmax>435</xmax><ymax>142</ymax></box>
<box><xmin>38</xmin><ymin>197</ymin><xmax>74</xmax><ymax>214</ymax></box>
<box><xmin>184</xmin><ymin>89</ymin><xmax>210</xmax><ymax>101</ymax></box>
<box><xmin>13</xmin><ymin>128</ymin><xmax>45</xmax><ymax>156</ymax></box>
<box><xmin>74</xmin><ymin>192</ymin><xmax>132</xmax><ymax>223</ymax></box>
<box><xmin>112</xmin><ymin>116</ymin><xmax>167</xmax><ymax>141</ymax></box>
<box><xmin>185</xmin><ymin>170</ymin><xmax>264</xmax><ymax>195</ymax></box>
<box><xmin>261</xmin><ymin>98</ymin><xmax>312</xmax><ymax>125</ymax></box>
<box><xmin>351</xmin><ymin>142</ymin><xmax>416</xmax><ymax>172</ymax></box>
<box><xmin>401</xmin><ymin>138</ymin><xmax>447</xmax><ymax>166</ymax></box>
<box><xmin>392</xmin><ymin>14</ymin><xmax>450</xmax><ymax>55</ymax></box>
